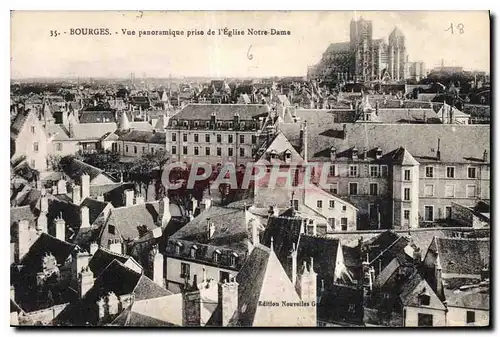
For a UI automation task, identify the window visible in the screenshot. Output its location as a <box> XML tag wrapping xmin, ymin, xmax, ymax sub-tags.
<box><xmin>425</xmin><ymin>166</ymin><xmax>434</xmax><ymax>178</ymax></box>
<box><xmin>142</xmin><ymin>147</ymin><xmax>145</xmax><ymax>153</ymax></box>
<box><xmin>33</xmin><ymin>142</ymin><xmax>39</xmax><ymax>152</ymax></box>
<box><xmin>404</xmin><ymin>187</ymin><xmax>411</xmax><ymax>201</ymax></box>
<box><xmin>419</xmin><ymin>294</ymin><xmax>430</xmax><ymax>306</ymax></box>
<box><xmin>134</xmin><ymin>146</ymin><xmax>137</xmax><ymax>154</ymax></box>
<box><xmin>445</xmin><ymin>184</ymin><xmax>455</xmax><ymax>198</ymax></box>
<box><xmin>217</xmin><ymin>147</ymin><xmax>222</xmax><ymax>156</ymax></box>
<box><xmin>327</xmin><ymin>218</ymin><xmax>335</xmax><ymax>227</ymax></box>
<box><xmin>217</xmin><ymin>134</ymin><xmax>222</xmax><ymax>143</ymax></box>
<box><xmin>342</xmin><ymin>205</ymin><xmax>347</xmax><ymax>211</ymax></box>
<box><xmin>213</xmin><ymin>250</ymin><xmax>220</xmax><ymax>263</ymax></box>
<box><xmin>404</xmin><ymin>169</ymin><xmax>411</xmax><ymax>181</ymax></box>
<box><xmin>445</xmin><ymin>206</ymin><xmax>452</xmax><ymax>219</ymax></box>
<box><xmin>205</xmin><ymin>147</ymin><xmax>210</xmax><ymax>156</ymax></box>
<box><xmin>228</xmin><ymin>135</ymin><xmax>233</xmax><ymax>143</ymax></box>
<box><xmin>446</xmin><ymin>167</ymin><xmax>455</xmax><ymax>178</ymax></box>
<box><xmin>151</xmin><ymin>147</ymin><xmax>154</xmax><ymax>154</ymax></box>
<box><xmin>418</xmin><ymin>313</ymin><xmax>433</xmax><ymax>327</ymax></box>
<box><xmin>292</xmin><ymin>200</ymin><xmax>299</xmax><ymax>210</ymax></box>
<box><xmin>348</xmin><ymin>304</ymin><xmax>355</xmax><ymax>313</ymax></box>
<box><xmin>30</xmin><ymin>160</ymin><xmax>35</xmax><ymax>168</ymax></box>
<box><xmin>194</xmin><ymin>146</ymin><xmax>199</xmax><ymax>156</ymax></box>
<box><xmin>468</xmin><ymin>167</ymin><xmax>477</xmax><ymax>179</ymax></box>
<box><xmin>466</xmin><ymin>311</ymin><xmax>475</xmax><ymax>324</ymax></box>
<box><xmin>172</xmin><ymin>133</ymin><xmax>177</xmax><ymax>142</ymax></box>
<box><xmin>109</xmin><ymin>225</ymin><xmax>116</xmax><ymax>235</ymax></box>
<box><xmin>56</xmin><ymin>143</ymin><xmax>62</xmax><ymax>151</ymax></box>
<box><xmin>183</xmin><ymin>133</ymin><xmax>188</xmax><ymax>142</ymax></box>
<box><xmin>175</xmin><ymin>243</ymin><xmax>182</xmax><ymax>255</ymax></box>
<box><xmin>381</xmin><ymin>165</ymin><xmax>388</xmax><ymax>178</ymax></box>
<box><xmin>205</xmin><ymin>134</ymin><xmax>210</xmax><ymax>142</ymax></box>
<box><xmin>369</xmin><ymin>183</ymin><xmax>378</xmax><ymax>196</ymax></box>
<box><xmin>370</xmin><ymin>165</ymin><xmax>379</xmax><ymax>177</ymax></box>
<box><xmin>206</xmin><ymin>121</ymin><xmax>210</xmax><ymax>128</ymax></box>
<box><xmin>183</xmin><ymin>146</ymin><xmax>188</xmax><ymax>155</ymax></box>
<box><xmin>194</xmin><ymin>121</ymin><xmax>199</xmax><ymax>128</ymax></box>
<box><xmin>30</xmin><ymin>126</ymin><xmax>35</xmax><ymax>134</ymax></box>
<box><xmin>252</xmin><ymin>135</ymin><xmax>257</xmax><ymax>144</ymax></box>
<box><xmin>317</xmin><ymin>200</ymin><xmax>323</xmax><ymax>209</ymax></box>
<box><xmin>194</xmin><ymin>134</ymin><xmax>199</xmax><ymax>143</ymax></box>
<box><xmin>171</xmin><ymin>146</ymin><xmax>177</xmax><ymax>155</ymax></box>
<box><xmin>404</xmin><ymin>210</ymin><xmax>410</xmax><ymax>220</ymax></box>
<box><xmin>219</xmin><ymin>271</ymin><xmax>230</xmax><ymax>283</ymax></box>
<box><xmin>349</xmin><ymin>183</ymin><xmax>358</xmax><ymax>195</ymax></box>
<box><xmin>466</xmin><ymin>185</ymin><xmax>477</xmax><ymax>198</ymax></box>
<box><xmin>181</xmin><ymin>263</ymin><xmax>190</xmax><ymax>279</ymax></box>
<box><xmin>190</xmin><ymin>246</ymin><xmax>198</xmax><ymax>258</ymax></box>
<box><xmin>126</xmin><ymin>145</ymin><xmax>129</xmax><ymax>153</ymax></box>
<box><xmin>239</xmin><ymin>148</ymin><xmax>245</xmax><ymax>157</ymax></box>
<box><xmin>230</xmin><ymin>253</ymin><xmax>238</xmax><ymax>266</ymax></box>
<box><xmin>424</xmin><ymin>184</ymin><xmax>434</xmax><ymax>197</ymax></box>
<box><xmin>228</xmin><ymin>148</ymin><xmax>233</xmax><ymax>157</ymax></box>
<box><xmin>329</xmin><ymin>200</ymin><xmax>335</xmax><ymax>209</ymax></box>
<box><xmin>329</xmin><ymin>164</ymin><xmax>336</xmax><ymax>177</ymax></box>
<box><xmin>349</xmin><ymin>165</ymin><xmax>358</xmax><ymax>177</ymax></box>
<box><xmin>240</xmin><ymin>135</ymin><xmax>245</xmax><ymax>143</ymax></box>
<box><xmin>330</xmin><ymin>183</ymin><xmax>338</xmax><ymax>195</ymax></box>
<box><xmin>341</xmin><ymin>218</ymin><xmax>348</xmax><ymax>231</ymax></box>
<box><xmin>424</xmin><ymin>206</ymin><xmax>434</xmax><ymax>222</ymax></box>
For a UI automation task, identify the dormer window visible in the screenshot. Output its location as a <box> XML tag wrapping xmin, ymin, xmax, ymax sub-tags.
<box><xmin>213</xmin><ymin>249</ymin><xmax>221</xmax><ymax>263</ymax></box>
<box><xmin>352</xmin><ymin>147</ymin><xmax>358</xmax><ymax>160</ymax></box>
<box><xmin>194</xmin><ymin>121</ymin><xmax>199</xmax><ymax>128</ymax></box>
<box><xmin>190</xmin><ymin>245</ymin><xmax>198</xmax><ymax>258</ymax></box>
<box><xmin>330</xmin><ymin>147</ymin><xmax>337</xmax><ymax>161</ymax></box>
<box><xmin>376</xmin><ymin>147</ymin><xmax>383</xmax><ymax>160</ymax></box>
<box><xmin>175</xmin><ymin>241</ymin><xmax>183</xmax><ymax>255</ymax></box>
<box><xmin>183</xmin><ymin>121</ymin><xmax>188</xmax><ymax>127</ymax></box>
<box><xmin>270</xmin><ymin>150</ymin><xmax>277</xmax><ymax>159</ymax></box>
<box><xmin>418</xmin><ymin>289</ymin><xmax>431</xmax><ymax>306</ymax></box>
<box><xmin>284</xmin><ymin>150</ymin><xmax>292</xmax><ymax>162</ymax></box>
<box><xmin>230</xmin><ymin>252</ymin><xmax>238</xmax><ymax>266</ymax></box>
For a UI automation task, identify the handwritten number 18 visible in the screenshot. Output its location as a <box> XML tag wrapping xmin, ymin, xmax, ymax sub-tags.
<box><xmin>445</xmin><ymin>23</ymin><xmax>464</xmax><ymax>34</ymax></box>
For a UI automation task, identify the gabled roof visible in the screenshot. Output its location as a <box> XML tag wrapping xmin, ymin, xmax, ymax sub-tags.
<box><xmin>17</xmin><ymin>233</ymin><xmax>77</xmax><ymax>270</ymax></box>
<box><xmin>61</xmin><ymin>158</ymin><xmax>115</xmax><ymax>183</ymax></box>
<box><xmin>79</xmin><ymin>111</ymin><xmax>116</xmax><ymax>124</ymax></box>
<box><xmin>444</xmin><ymin>282</ymin><xmax>489</xmax><ymax>310</ymax></box>
<box><xmin>118</xmin><ymin>130</ymin><xmax>166</xmax><ymax>144</ymax></box>
<box><xmin>399</xmin><ymin>272</ymin><xmax>445</xmax><ymax>310</ymax></box>
<box><xmin>88</xmin><ymin>247</ymin><xmax>138</xmax><ymax>277</ymax></box>
<box><xmin>325</xmin><ymin>42</ymin><xmax>350</xmax><ymax>54</ymax></box>
<box><xmin>297</xmin><ymin>235</ymin><xmax>341</xmax><ymax>282</ymax></box>
<box><xmin>429</xmin><ymin>237</ymin><xmax>490</xmax><ymax>275</ymax></box>
<box><xmin>261</xmin><ymin>214</ymin><xmax>303</xmax><ymax>267</ymax></box>
<box><xmin>258</xmin><ymin>131</ymin><xmax>304</xmax><ymax>164</ymax></box>
<box><xmin>391</xmin><ymin>147</ymin><xmax>419</xmax><ymax>165</ymax></box>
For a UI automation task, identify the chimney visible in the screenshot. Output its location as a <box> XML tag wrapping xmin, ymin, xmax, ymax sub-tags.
<box><xmin>119</xmin><ymin>293</ymin><xmax>134</xmax><ymax>312</ymax></box>
<box><xmin>62</xmin><ymin>109</ymin><xmax>68</xmax><ymax>126</ymax></box>
<box><xmin>17</xmin><ymin>220</ymin><xmax>33</xmax><ymax>261</ymax></box>
<box><xmin>97</xmin><ymin>297</ymin><xmax>106</xmax><ymax>322</ymax></box>
<box><xmin>191</xmin><ymin>197</ymin><xmax>198</xmax><ymax>214</ymax></box>
<box><xmin>290</xmin><ymin>243</ymin><xmax>298</xmax><ymax>287</ymax></box>
<box><xmin>182</xmin><ymin>275</ymin><xmax>202</xmax><ymax>326</ymax></box>
<box><xmin>160</xmin><ymin>196</ymin><xmax>171</xmax><ymax>227</ymax></box>
<box><xmin>312</xmin><ymin>220</ymin><xmax>317</xmax><ymax>236</ymax></box>
<box><xmin>150</xmin><ymin>245</ymin><xmax>164</xmax><ymax>287</ymax></box>
<box><xmin>251</xmin><ymin>219</ymin><xmax>259</xmax><ymax>246</ymax></box>
<box><xmin>233</xmin><ymin>112</ymin><xmax>240</xmax><ymax>129</ymax></box>
<box><xmin>375</xmin><ymin>147</ymin><xmax>382</xmax><ymax>160</ymax></box>
<box><xmin>78</xmin><ymin>266</ymin><xmax>94</xmax><ymax>298</ymax></box>
<box><xmin>296</xmin><ymin>259</ymin><xmax>317</xmax><ymax>302</ymax></box>
<box><xmin>330</xmin><ymin>147</ymin><xmax>337</xmax><ymax>161</ymax></box>
<box><xmin>56</xmin><ymin>179</ymin><xmax>67</xmax><ymax>195</ymax></box>
<box><xmin>343</xmin><ymin>124</ymin><xmax>347</xmax><ymax>140</ymax></box>
<box><xmin>124</xmin><ymin>189</ymin><xmax>134</xmax><ymax>206</ymax></box>
<box><xmin>54</xmin><ymin>214</ymin><xmax>66</xmax><ymax>241</ymax></box>
<box><xmin>108</xmin><ymin>238</ymin><xmax>122</xmax><ymax>255</ymax></box>
<box><xmin>435</xmin><ymin>253</ymin><xmax>443</xmax><ymax>297</ymax></box>
<box><xmin>96</xmin><ymin>194</ymin><xmax>105</xmax><ymax>202</ymax></box>
<box><xmin>106</xmin><ymin>292</ymin><xmax>120</xmax><ymax>316</ymax></box>
<box><xmin>80</xmin><ymin>206</ymin><xmax>90</xmax><ymax>228</ymax></box>
<box><xmin>36</xmin><ymin>212</ymin><xmax>48</xmax><ymax>235</ymax></box>
<box><xmin>483</xmin><ymin>150</ymin><xmax>488</xmax><ymax>162</ymax></box>
<box><xmin>413</xmin><ymin>247</ymin><xmax>422</xmax><ymax>263</ymax></box>
<box><xmin>90</xmin><ymin>242</ymin><xmax>98</xmax><ymax>255</ymax></box>
<box><xmin>302</xmin><ymin>121</ymin><xmax>308</xmax><ymax>161</ymax></box>
<box><xmin>207</xmin><ymin>220</ymin><xmax>216</xmax><ymax>240</ymax></box>
<box><xmin>72</xmin><ymin>185</ymin><xmax>81</xmax><ymax>205</ymax></box>
<box><xmin>68</xmin><ymin>122</ymin><xmax>75</xmax><ymax>138</ymax></box>
<box><xmin>436</xmin><ymin>138</ymin><xmax>441</xmax><ymax>161</ymax></box>
<box><xmin>10</xmin><ymin>285</ymin><xmax>15</xmax><ymax>301</ymax></box>
<box><xmin>135</xmin><ymin>194</ymin><xmax>145</xmax><ymax>205</ymax></box>
<box><xmin>81</xmin><ymin>174</ymin><xmax>90</xmax><ymax>200</ymax></box>
<box><xmin>218</xmin><ymin>277</ymin><xmax>239</xmax><ymax>327</ymax></box>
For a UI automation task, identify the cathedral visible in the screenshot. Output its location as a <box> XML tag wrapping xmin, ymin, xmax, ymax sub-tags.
<box><xmin>308</xmin><ymin>18</ymin><xmax>408</xmax><ymax>83</ymax></box>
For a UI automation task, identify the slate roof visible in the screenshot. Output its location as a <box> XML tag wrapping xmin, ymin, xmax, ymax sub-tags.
<box><xmin>79</xmin><ymin>111</ymin><xmax>116</xmax><ymax>124</ymax></box>
<box><xmin>261</xmin><ymin>214</ymin><xmax>303</xmax><ymax>268</ymax></box>
<box><xmin>55</xmin><ymin>259</ymin><xmax>171</xmax><ymax>326</ymax></box>
<box><xmin>10</xmin><ymin>109</ymin><xmax>31</xmax><ymax>139</ymax></box>
<box><xmin>324</xmin><ymin>42</ymin><xmax>351</xmax><ymax>54</ymax></box>
<box><xmin>172</xmin><ymin>104</ymin><xmax>269</xmax><ymax>121</ymax></box>
<box><xmin>429</xmin><ymin>237</ymin><xmax>490</xmax><ymax>275</ymax></box>
<box><xmin>47</xmin><ymin>123</ymin><xmax>117</xmax><ymax>141</ymax></box>
<box><xmin>118</xmin><ymin>130</ymin><xmax>166</xmax><ymax>144</ymax></box>
<box><xmin>318</xmin><ymin>284</ymin><xmax>364</xmax><ymax>324</ymax></box>
<box><xmin>99</xmin><ymin>201</ymin><xmax>162</xmax><ymax>245</ymax></box>
<box><xmin>444</xmin><ymin>282</ymin><xmax>489</xmax><ymax>310</ymax></box>
<box><xmin>61</xmin><ymin>158</ymin><xmax>114</xmax><ymax>183</ymax></box>
<box><xmin>297</xmin><ymin>235</ymin><xmax>341</xmax><ymax>283</ymax></box>
<box><xmin>11</xmin><ymin>205</ymin><xmax>38</xmax><ymax>229</ymax></box>
<box><xmin>281</xmin><ymin>123</ymin><xmax>490</xmax><ymax>163</ymax></box>
<box><xmin>399</xmin><ymin>272</ymin><xmax>446</xmax><ymax>310</ymax></box>
<box><xmin>17</xmin><ymin>233</ymin><xmax>77</xmax><ymax>270</ymax></box>
<box><xmin>89</xmin><ymin>183</ymin><xmax>135</xmax><ymax>207</ymax></box>
<box><xmin>363</xmin><ymin>230</ymin><xmax>410</xmax><ymax>265</ymax></box>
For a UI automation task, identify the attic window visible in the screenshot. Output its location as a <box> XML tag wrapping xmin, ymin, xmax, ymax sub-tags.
<box><xmin>194</xmin><ymin>121</ymin><xmax>199</xmax><ymax>127</ymax></box>
<box><xmin>175</xmin><ymin>241</ymin><xmax>183</xmax><ymax>255</ymax></box>
<box><xmin>270</xmin><ymin>150</ymin><xmax>277</xmax><ymax>159</ymax></box>
<box><xmin>285</xmin><ymin>150</ymin><xmax>292</xmax><ymax>161</ymax></box>
<box><xmin>419</xmin><ymin>290</ymin><xmax>431</xmax><ymax>306</ymax></box>
<box><xmin>376</xmin><ymin>147</ymin><xmax>383</xmax><ymax>159</ymax></box>
<box><xmin>352</xmin><ymin>147</ymin><xmax>359</xmax><ymax>160</ymax></box>
<box><xmin>172</xmin><ymin>120</ymin><xmax>177</xmax><ymax>126</ymax></box>
<box><xmin>213</xmin><ymin>249</ymin><xmax>221</xmax><ymax>263</ymax></box>
<box><xmin>230</xmin><ymin>252</ymin><xmax>238</xmax><ymax>266</ymax></box>
<box><xmin>190</xmin><ymin>245</ymin><xmax>198</xmax><ymax>258</ymax></box>
<box><xmin>183</xmin><ymin>121</ymin><xmax>188</xmax><ymax>127</ymax></box>
<box><xmin>108</xmin><ymin>225</ymin><xmax>116</xmax><ymax>235</ymax></box>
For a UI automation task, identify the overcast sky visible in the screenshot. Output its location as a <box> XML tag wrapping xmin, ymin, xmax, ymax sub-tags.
<box><xmin>11</xmin><ymin>11</ymin><xmax>490</xmax><ymax>78</ymax></box>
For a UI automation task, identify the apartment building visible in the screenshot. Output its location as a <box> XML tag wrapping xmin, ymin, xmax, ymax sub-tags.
<box><xmin>165</xmin><ymin>104</ymin><xmax>271</xmax><ymax>166</ymax></box>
